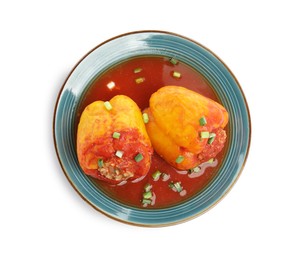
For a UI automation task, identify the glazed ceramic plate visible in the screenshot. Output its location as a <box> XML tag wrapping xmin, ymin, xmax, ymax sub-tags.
<box><xmin>53</xmin><ymin>31</ymin><xmax>251</xmax><ymax>226</ymax></box>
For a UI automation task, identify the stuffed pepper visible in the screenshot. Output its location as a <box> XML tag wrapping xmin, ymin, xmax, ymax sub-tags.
<box><xmin>77</xmin><ymin>95</ymin><xmax>153</xmax><ymax>184</ymax></box>
<box><xmin>144</xmin><ymin>86</ymin><xmax>229</xmax><ymax>170</ymax></box>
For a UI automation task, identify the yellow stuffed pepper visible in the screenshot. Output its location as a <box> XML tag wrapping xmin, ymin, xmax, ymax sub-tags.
<box><xmin>77</xmin><ymin>95</ymin><xmax>153</xmax><ymax>184</ymax></box>
<box><xmin>144</xmin><ymin>86</ymin><xmax>229</xmax><ymax>170</ymax></box>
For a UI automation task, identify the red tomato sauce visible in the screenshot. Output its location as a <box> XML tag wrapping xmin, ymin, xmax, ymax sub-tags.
<box><xmin>76</xmin><ymin>56</ymin><xmax>228</xmax><ymax>209</ymax></box>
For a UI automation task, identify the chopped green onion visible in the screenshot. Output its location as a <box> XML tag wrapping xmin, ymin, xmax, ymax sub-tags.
<box><xmin>112</xmin><ymin>132</ymin><xmax>121</xmax><ymax>139</ymax></box>
<box><xmin>200</xmin><ymin>131</ymin><xmax>210</xmax><ymax>139</ymax></box>
<box><xmin>169</xmin><ymin>57</ymin><xmax>178</xmax><ymax>65</ymax></box>
<box><xmin>134</xmin><ymin>67</ymin><xmax>142</xmax><ymax>73</ymax></box>
<box><xmin>174</xmin><ymin>182</ymin><xmax>183</xmax><ymax>193</ymax></box>
<box><xmin>98</xmin><ymin>158</ymin><xmax>104</xmax><ymax>168</ymax></box>
<box><xmin>144</xmin><ymin>183</ymin><xmax>152</xmax><ymax>192</ymax></box>
<box><xmin>115</xmin><ymin>150</ymin><xmax>124</xmax><ymax>158</ymax></box>
<box><xmin>134</xmin><ymin>153</ymin><xmax>143</xmax><ymax>162</ymax></box>
<box><xmin>208</xmin><ymin>133</ymin><xmax>216</xmax><ymax>144</ymax></box>
<box><xmin>208</xmin><ymin>158</ymin><xmax>214</xmax><ymax>163</ymax></box>
<box><xmin>135</xmin><ymin>77</ymin><xmax>145</xmax><ymax>84</ymax></box>
<box><xmin>152</xmin><ymin>170</ymin><xmax>162</xmax><ymax>181</ymax></box>
<box><xmin>106</xmin><ymin>81</ymin><xmax>115</xmax><ymax>90</ymax></box>
<box><xmin>169</xmin><ymin>181</ymin><xmax>183</xmax><ymax>192</ymax></box>
<box><xmin>199</xmin><ymin>116</ymin><xmax>207</xmax><ymax>126</ymax></box>
<box><xmin>143</xmin><ymin>191</ymin><xmax>153</xmax><ymax>199</ymax></box>
<box><xmin>162</xmin><ymin>173</ymin><xmax>170</xmax><ymax>181</ymax></box>
<box><xmin>142</xmin><ymin>184</ymin><xmax>153</xmax><ymax>206</ymax></box>
<box><xmin>142</xmin><ymin>199</ymin><xmax>152</xmax><ymax>205</ymax></box>
<box><xmin>104</xmin><ymin>101</ymin><xmax>112</xmax><ymax>111</ymax></box>
<box><xmin>173</xmin><ymin>71</ymin><xmax>181</xmax><ymax>78</ymax></box>
<box><xmin>142</xmin><ymin>112</ymin><xmax>149</xmax><ymax>123</ymax></box>
<box><xmin>189</xmin><ymin>166</ymin><xmax>201</xmax><ymax>173</ymax></box>
<box><xmin>175</xmin><ymin>155</ymin><xmax>184</xmax><ymax>164</ymax></box>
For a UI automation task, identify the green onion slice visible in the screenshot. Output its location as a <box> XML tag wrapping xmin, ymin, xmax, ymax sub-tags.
<box><xmin>169</xmin><ymin>182</ymin><xmax>183</xmax><ymax>192</ymax></box>
<box><xmin>135</xmin><ymin>77</ymin><xmax>145</xmax><ymax>84</ymax></box>
<box><xmin>200</xmin><ymin>131</ymin><xmax>210</xmax><ymax>139</ymax></box>
<box><xmin>112</xmin><ymin>132</ymin><xmax>120</xmax><ymax>139</ymax></box>
<box><xmin>135</xmin><ymin>153</ymin><xmax>144</xmax><ymax>162</ymax></box>
<box><xmin>175</xmin><ymin>155</ymin><xmax>184</xmax><ymax>164</ymax></box>
<box><xmin>208</xmin><ymin>158</ymin><xmax>214</xmax><ymax>163</ymax></box>
<box><xmin>169</xmin><ymin>57</ymin><xmax>178</xmax><ymax>65</ymax></box>
<box><xmin>142</xmin><ymin>199</ymin><xmax>152</xmax><ymax>205</ymax></box>
<box><xmin>152</xmin><ymin>170</ymin><xmax>161</xmax><ymax>181</ymax></box>
<box><xmin>173</xmin><ymin>71</ymin><xmax>181</xmax><ymax>78</ymax></box>
<box><xmin>142</xmin><ymin>112</ymin><xmax>149</xmax><ymax>123</ymax></box>
<box><xmin>106</xmin><ymin>81</ymin><xmax>115</xmax><ymax>90</ymax></box>
<box><xmin>162</xmin><ymin>173</ymin><xmax>170</xmax><ymax>181</ymax></box>
<box><xmin>144</xmin><ymin>183</ymin><xmax>152</xmax><ymax>192</ymax></box>
<box><xmin>143</xmin><ymin>191</ymin><xmax>153</xmax><ymax>199</ymax></box>
<box><xmin>208</xmin><ymin>133</ymin><xmax>216</xmax><ymax>144</ymax></box>
<box><xmin>189</xmin><ymin>166</ymin><xmax>201</xmax><ymax>173</ymax></box>
<box><xmin>115</xmin><ymin>150</ymin><xmax>124</xmax><ymax>158</ymax></box>
<box><xmin>98</xmin><ymin>158</ymin><xmax>104</xmax><ymax>168</ymax></box>
<box><xmin>199</xmin><ymin>116</ymin><xmax>207</xmax><ymax>126</ymax></box>
<box><xmin>104</xmin><ymin>101</ymin><xmax>112</xmax><ymax>111</ymax></box>
<box><xmin>174</xmin><ymin>182</ymin><xmax>183</xmax><ymax>193</ymax></box>
<box><xmin>134</xmin><ymin>67</ymin><xmax>142</xmax><ymax>73</ymax></box>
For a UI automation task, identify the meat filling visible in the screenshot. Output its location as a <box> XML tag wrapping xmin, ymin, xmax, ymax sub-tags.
<box><xmin>97</xmin><ymin>160</ymin><xmax>134</xmax><ymax>181</ymax></box>
<box><xmin>198</xmin><ymin>128</ymin><xmax>227</xmax><ymax>162</ymax></box>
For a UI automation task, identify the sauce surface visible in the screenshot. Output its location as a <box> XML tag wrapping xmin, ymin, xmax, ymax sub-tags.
<box><xmin>76</xmin><ymin>56</ymin><xmax>227</xmax><ymax>208</ymax></box>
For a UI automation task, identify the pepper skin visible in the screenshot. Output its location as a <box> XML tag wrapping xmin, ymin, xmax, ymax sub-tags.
<box><xmin>144</xmin><ymin>86</ymin><xmax>229</xmax><ymax>170</ymax></box>
<box><xmin>77</xmin><ymin>95</ymin><xmax>153</xmax><ymax>184</ymax></box>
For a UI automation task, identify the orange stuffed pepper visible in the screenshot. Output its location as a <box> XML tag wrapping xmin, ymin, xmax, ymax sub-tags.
<box><xmin>77</xmin><ymin>95</ymin><xmax>153</xmax><ymax>184</ymax></box>
<box><xmin>144</xmin><ymin>86</ymin><xmax>229</xmax><ymax>170</ymax></box>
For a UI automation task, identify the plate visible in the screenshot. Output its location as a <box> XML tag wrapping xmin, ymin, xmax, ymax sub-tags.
<box><xmin>53</xmin><ymin>31</ymin><xmax>251</xmax><ymax>226</ymax></box>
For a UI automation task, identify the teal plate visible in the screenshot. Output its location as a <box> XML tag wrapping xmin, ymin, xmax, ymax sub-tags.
<box><xmin>53</xmin><ymin>31</ymin><xmax>251</xmax><ymax>227</ymax></box>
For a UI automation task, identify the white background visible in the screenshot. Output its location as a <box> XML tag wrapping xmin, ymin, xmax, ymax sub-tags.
<box><xmin>1</xmin><ymin>0</ymin><xmax>284</xmax><ymax>259</ymax></box>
